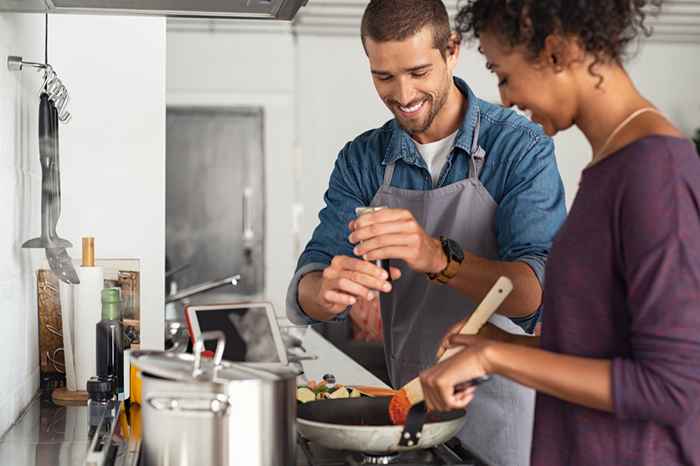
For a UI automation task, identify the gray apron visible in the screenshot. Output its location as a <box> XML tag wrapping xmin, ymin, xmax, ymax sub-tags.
<box><xmin>370</xmin><ymin>112</ymin><xmax>535</xmax><ymax>466</ymax></box>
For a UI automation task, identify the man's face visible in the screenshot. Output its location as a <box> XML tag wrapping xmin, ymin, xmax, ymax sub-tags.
<box><xmin>366</xmin><ymin>26</ymin><xmax>456</xmax><ymax>136</ymax></box>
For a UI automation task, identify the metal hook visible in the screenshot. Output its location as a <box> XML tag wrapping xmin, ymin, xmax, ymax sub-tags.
<box><xmin>56</xmin><ymin>92</ymin><xmax>71</xmax><ymax>122</ymax></box>
<box><xmin>9</xmin><ymin>55</ymin><xmax>71</xmax><ymax>124</ymax></box>
<box><xmin>41</xmin><ymin>66</ymin><xmax>56</xmax><ymax>92</ymax></box>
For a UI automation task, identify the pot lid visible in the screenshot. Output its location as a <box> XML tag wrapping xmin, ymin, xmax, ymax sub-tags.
<box><xmin>132</xmin><ymin>350</ymin><xmax>295</xmax><ymax>383</ymax></box>
<box><xmin>131</xmin><ymin>331</ymin><xmax>296</xmax><ymax>383</ymax></box>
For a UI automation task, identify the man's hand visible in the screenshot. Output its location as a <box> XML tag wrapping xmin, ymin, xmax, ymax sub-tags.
<box><xmin>298</xmin><ymin>255</ymin><xmax>401</xmax><ymax>321</ymax></box>
<box><xmin>349</xmin><ymin>208</ymin><xmax>446</xmax><ymax>274</ymax></box>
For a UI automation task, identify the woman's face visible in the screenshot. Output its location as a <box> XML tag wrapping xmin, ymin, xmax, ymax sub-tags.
<box><xmin>478</xmin><ymin>30</ymin><xmax>578</xmax><ymax>136</ymax></box>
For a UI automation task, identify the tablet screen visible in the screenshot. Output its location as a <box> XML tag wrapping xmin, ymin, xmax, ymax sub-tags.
<box><xmin>193</xmin><ymin>306</ymin><xmax>282</xmax><ymax>363</ymax></box>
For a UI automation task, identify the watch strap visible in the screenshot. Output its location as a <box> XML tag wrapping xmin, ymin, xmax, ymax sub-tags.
<box><xmin>427</xmin><ymin>237</ymin><xmax>462</xmax><ymax>284</ymax></box>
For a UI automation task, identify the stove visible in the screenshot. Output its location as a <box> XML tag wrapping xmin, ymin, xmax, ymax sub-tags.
<box><xmin>296</xmin><ymin>436</ymin><xmax>488</xmax><ymax>466</ymax></box>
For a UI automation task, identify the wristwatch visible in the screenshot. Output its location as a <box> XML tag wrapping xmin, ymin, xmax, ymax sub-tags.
<box><xmin>427</xmin><ymin>236</ymin><xmax>464</xmax><ymax>284</ymax></box>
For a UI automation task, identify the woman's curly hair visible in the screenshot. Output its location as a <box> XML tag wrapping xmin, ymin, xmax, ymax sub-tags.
<box><xmin>455</xmin><ymin>0</ymin><xmax>662</xmax><ymax>71</ymax></box>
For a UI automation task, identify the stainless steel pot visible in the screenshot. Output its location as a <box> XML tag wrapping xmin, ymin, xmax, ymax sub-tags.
<box><xmin>132</xmin><ymin>331</ymin><xmax>297</xmax><ymax>466</ymax></box>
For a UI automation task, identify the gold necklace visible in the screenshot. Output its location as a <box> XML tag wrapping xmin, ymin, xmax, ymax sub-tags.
<box><xmin>587</xmin><ymin>107</ymin><xmax>663</xmax><ymax>168</ymax></box>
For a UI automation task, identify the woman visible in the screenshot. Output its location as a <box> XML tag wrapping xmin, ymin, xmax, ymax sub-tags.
<box><xmin>419</xmin><ymin>1</ymin><xmax>700</xmax><ymax>465</ymax></box>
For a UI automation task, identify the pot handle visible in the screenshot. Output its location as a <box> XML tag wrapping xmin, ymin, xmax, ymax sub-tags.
<box><xmin>192</xmin><ymin>330</ymin><xmax>226</xmax><ymax>375</ymax></box>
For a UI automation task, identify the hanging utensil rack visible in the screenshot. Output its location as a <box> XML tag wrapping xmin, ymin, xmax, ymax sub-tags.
<box><xmin>7</xmin><ymin>55</ymin><xmax>72</xmax><ymax>123</ymax></box>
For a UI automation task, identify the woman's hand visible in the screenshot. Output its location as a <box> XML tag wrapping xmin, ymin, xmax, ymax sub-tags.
<box><xmin>436</xmin><ymin>321</ymin><xmax>513</xmax><ymax>359</ymax></box>
<box><xmin>420</xmin><ymin>335</ymin><xmax>493</xmax><ymax>412</ymax></box>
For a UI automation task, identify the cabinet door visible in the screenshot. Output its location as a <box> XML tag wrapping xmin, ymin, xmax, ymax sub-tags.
<box><xmin>166</xmin><ymin>107</ymin><xmax>265</xmax><ymax>299</ymax></box>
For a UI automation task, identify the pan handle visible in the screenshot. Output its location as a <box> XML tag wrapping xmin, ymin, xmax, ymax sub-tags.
<box><xmin>192</xmin><ymin>330</ymin><xmax>226</xmax><ymax>375</ymax></box>
<box><xmin>453</xmin><ymin>374</ymin><xmax>490</xmax><ymax>393</ymax></box>
<box><xmin>398</xmin><ymin>375</ymin><xmax>491</xmax><ymax>448</ymax></box>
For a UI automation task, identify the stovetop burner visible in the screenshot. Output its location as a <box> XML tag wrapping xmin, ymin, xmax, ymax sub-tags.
<box><xmin>356</xmin><ymin>452</ymin><xmax>400</xmax><ymax>464</ymax></box>
<box><xmin>296</xmin><ymin>436</ymin><xmax>488</xmax><ymax>466</ymax></box>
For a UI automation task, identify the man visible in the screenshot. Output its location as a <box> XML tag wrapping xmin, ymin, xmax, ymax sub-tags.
<box><xmin>287</xmin><ymin>1</ymin><xmax>566</xmax><ymax>464</ymax></box>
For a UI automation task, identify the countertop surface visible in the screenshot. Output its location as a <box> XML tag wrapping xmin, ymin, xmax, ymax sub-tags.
<box><xmin>0</xmin><ymin>328</ymin><xmax>387</xmax><ymax>466</ymax></box>
<box><xmin>296</xmin><ymin>326</ymin><xmax>388</xmax><ymax>388</ymax></box>
<box><xmin>0</xmin><ymin>396</ymin><xmax>98</xmax><ymax>466</ymax></box>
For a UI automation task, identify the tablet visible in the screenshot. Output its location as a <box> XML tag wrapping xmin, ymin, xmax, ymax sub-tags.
<box><xmin>185</xmin><ymin>302</ymin><xmax>288</xmax><ymax>366</ymax></box>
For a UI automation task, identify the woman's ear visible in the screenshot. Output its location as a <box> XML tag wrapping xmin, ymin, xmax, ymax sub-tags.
<box><xmin>447</xmin><ymin>32</ymin><xmax>462</xmax><ymax>55</ymax></box>
<box><xmin>542</xmin><ymin>34</ymin><xmax>568</xmax><ymax>72</ymax></box>
<box><xmin>446</xmin><ymin>31</ymin><xmax>462</xmax><ymax>68</ymax></box>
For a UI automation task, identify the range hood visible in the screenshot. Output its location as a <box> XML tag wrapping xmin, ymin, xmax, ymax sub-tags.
<box><xmin>0</xmin><ymin>0</ymin><xmax>309</xmax><ymax>20</ymax></box>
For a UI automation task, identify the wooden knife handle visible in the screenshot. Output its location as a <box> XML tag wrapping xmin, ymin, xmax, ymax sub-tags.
<box><xmin>397</xmin><ymin>276</ymin><xmax>514</xmax><ymax>407</ymax></box>
<box><xmin>439</xmin><ymin>276</ymin><xmax>513</xmax><ymax>362</ymax></box>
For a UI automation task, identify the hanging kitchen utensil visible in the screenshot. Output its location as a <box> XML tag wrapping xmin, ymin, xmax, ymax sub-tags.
<box><xmin>45</xmin><ymin>98</ymin><xmax>79</xmax><ymax>284</ymax></box>
<box><xmin>22</xmin><ymin>93</ymin><xmax>71</xmax><ymax>250</ymax></box>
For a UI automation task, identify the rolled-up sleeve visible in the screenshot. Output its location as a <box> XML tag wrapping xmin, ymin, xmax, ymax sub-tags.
<box><xmin>496</xmin><ymin>136</ymin><xmax>566</xmax><ymax>306</ymax></box>
<box><xmin>612</xmin><ymin>150</ymin><xmax>700</xmax><ymax>426</ymax></box>
<box><xmin>286</xmin><ymin>144</ymin><xmax>369</xmax><ymax>324</ymax></box>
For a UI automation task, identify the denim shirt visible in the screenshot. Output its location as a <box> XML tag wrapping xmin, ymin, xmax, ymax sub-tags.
<box><xmin>287</xmin><ymin>77</ymin><xmax>566</xmax><ymax>330</ymax></box>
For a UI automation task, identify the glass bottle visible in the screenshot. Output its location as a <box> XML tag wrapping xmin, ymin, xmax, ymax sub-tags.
<box><xmin>96</xmin><ymin>287</ymin><xmax>124</xmax><ymax>396</ymax></box>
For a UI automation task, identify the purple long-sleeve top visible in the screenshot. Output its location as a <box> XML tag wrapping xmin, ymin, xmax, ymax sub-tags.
<box><xmin>532</xmin><ymin>136</ymin><xmax>700</xmax><ymax>466</ymax></box>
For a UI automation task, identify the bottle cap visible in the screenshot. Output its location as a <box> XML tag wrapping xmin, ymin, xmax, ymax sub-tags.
<box><xmin>101</xmin><ymin>287</ymin><xmax>121</xmax><ymax>304</ymax></box>
<box><xmin>101</xmin><ymin>288</ymin><xmax>122</xmax><ymax>320</ymax></box>
<box><xmin>82</xmin><ymin>237</ymin><xmax>95</xmax><ymax>267</ymax></box>
<box><xmin>87</xmin><ymin>376</ymin><xmax>115</xmax><ymax>401</ymax></box>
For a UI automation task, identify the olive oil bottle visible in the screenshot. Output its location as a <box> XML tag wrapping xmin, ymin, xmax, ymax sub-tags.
<box><xmin>96</xmin><ymin>288</ymin><xmax>124</xmax><ymax>396</ymax></box>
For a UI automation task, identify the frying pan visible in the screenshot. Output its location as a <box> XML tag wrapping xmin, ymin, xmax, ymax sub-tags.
<box><xmin>297</xmin><ymin>396</ymin><xmax>466</xmax><ymax>453</ymax></box>
<box><xmin>297</xmin><ymin>277</ymin><xmax>512</xmax><ymax>453</ymax></box>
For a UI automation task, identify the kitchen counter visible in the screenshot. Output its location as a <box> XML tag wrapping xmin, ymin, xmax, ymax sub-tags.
<box><xmin>297</xmin><ymin>326</ymin><xmax>389</xmax><ymax>388</ymax></box>
<box><xmin>0</xmin><ymin>395</ymin><xmax>133</xmax><ymax>466</ymax></box>
<box><xmin>0</xmin><ymin>328</ymin><xmax>387</xmax><ymax>466</ymax></box>
<box><xmin>0</xmin><ymin>396</ymin><xmax>83</xmax><ymax>466</ymax></box>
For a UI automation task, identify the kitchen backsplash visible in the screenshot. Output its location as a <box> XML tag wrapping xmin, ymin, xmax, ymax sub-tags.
<box><xmin>0</xmin><ymin>12</ymin><xmax>167</xmax><ymax>438</ymax></box>
<box><xmin>0</xmin><ymin>12</ymin><xmax>44</xmax><ymax>439</ymax></box>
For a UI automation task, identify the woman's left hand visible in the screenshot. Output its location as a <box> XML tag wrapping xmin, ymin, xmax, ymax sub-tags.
<box><xmin>420</xmin><ymin>335</ymin><xmax>492</xmax><ymax>412</ymax></box>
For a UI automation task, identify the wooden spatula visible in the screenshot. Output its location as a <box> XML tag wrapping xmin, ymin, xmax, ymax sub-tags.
<box><xmin>388</xmin><ymin>276</ymin><xmax>514</xmax><ymax>425</ymax></box>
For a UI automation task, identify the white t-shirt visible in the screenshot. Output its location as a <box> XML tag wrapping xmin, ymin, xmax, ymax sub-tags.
<box><xmin>412</xmin><ymin>130</ymin><xmax>459</xmax><ymax>186</ymax></box>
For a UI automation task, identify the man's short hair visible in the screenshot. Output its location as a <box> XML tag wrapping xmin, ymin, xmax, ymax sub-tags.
<box><xmin>361</xmin><ymin>0</ymin><xmax>452</xmax><ymax>58</ymax></box>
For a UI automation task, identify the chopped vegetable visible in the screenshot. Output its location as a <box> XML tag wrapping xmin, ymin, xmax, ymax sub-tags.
<box><xmin>297</xmin><ymin>379</ymin><xmax>367</xmax><ymax>402</ymax></box>
<box><xmin>296</xmin><ymin>387</ymin><xmax>316</xmax><ymax>404</ymax></box>
<box><xmin>388</xmin><ymin>390</ymin><xmax>411</xmax><ymax>425</ymax></box>
<box><xmin>328</xmin><ymin>387</ymin><xmax>349</xmax><ymax>399</ymax></box>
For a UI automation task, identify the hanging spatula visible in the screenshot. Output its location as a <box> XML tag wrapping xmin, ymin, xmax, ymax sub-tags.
<box><xmin>22</xmin><ymin>93</ymin><xmax>72</xmax><ymax>250</ymax></box>
<box><xmin>45</xmin><ymin>97</ymin><xmax>79</xmax><ymax>284</ymax></box>
<box><xmin>389</xmin><ymin>276</ymin><xmax>514</xmax><ymax>428</ymax></box>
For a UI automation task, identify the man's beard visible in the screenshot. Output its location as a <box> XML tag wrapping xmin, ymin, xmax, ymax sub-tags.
<box><xmin>391</xmin><ymin>87</ymin><xmax>448</xmax><ymax>135</ymax></box>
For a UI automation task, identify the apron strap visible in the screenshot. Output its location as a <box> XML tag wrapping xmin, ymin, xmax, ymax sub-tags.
<box><xmin>382</xmin><ymin>161</ymin><xmax>397</xmax><ymax>187</ymax></box>
<box><xmin>469</xmin><ymin>109</ymin><xmax>486</xmax><ymax>180</ymax></box>
<box><xmin>384</xmin><ymin>108</ymin><xmax>486</xmax><ymax>185</ymax></box>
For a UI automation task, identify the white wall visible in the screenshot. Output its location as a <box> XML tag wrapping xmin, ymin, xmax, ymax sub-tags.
<box><xmin>296</xmin><ymin>37</ymin><xmax>700</xmax><ymax>216</ymax></box>
<box><xmin>0</xmin><ymin>12</ymin><xmax>44</xmax><ymax>441</ymax></box>
<box><xmin>167</xmin><ymin>26</ymin><xmax>296</xmax><ymax>316</ymax></box>
<box><xmin>0</xmin><ymin>13</ymin><xmax>165</xmax><ymax>437</ymax></box>
<box><xmin>48</xmin><ymin>15</ymin><xmax>167</xmax><ymax>352</ymax></box>
<box><xmin>167</xmin><ymin>26</ymin><xmax>700</xmax><ymax>314</ymax></box>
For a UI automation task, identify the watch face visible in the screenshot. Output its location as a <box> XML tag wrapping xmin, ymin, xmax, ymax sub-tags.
<box><xmin>444</xmin><ymin>238</ymin><xmax>464</xmax><ymax>262</ymax></box>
